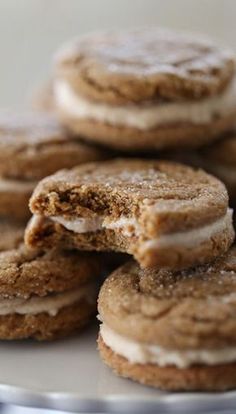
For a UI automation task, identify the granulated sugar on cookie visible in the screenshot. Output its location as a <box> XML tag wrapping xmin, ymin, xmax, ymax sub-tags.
<box><xmin>54</xmin><ymin>27</ymin><xmax>236</xmax><ymax>151</ymax></box>
<box><xmin>98</xmin><ymin>247</ymin><xmax>236</xmax><ymax>391</ymax></box>
<box><xmin>0</xmin><ymin>246</ymin><xmax>102</xmax><ymax>340</ymax></box>
<box><xmin>25</xmin><ymin>159</ymin><xmax>234</xmax><ymax>270</ymax></box>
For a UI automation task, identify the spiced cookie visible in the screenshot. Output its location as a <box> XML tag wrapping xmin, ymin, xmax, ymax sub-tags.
<box><xmin>54</xmin><ymin>27</ymin><xmax>236</xmax><ymax>151</ymax></box>
<box><xmin>98</xmin><ymin>248</ymin><xmax>236</xmax><ymax>391</ymax></box>
<box><xmin>25</xmin><ymin>159</ymin><xmax>234</xmax><ymax>270</ymax></box>
<box><xmin>0</xmin><ymin>246</ymin><xmax>101</xmax><ymax>340</ymax></box>
<box><xmin>0</xmin><ymin>111</ymin><xmax>106</xmax><ymax>221</ymax></box>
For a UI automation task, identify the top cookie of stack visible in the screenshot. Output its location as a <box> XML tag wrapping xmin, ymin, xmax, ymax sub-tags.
<box><xmin>53</xmin><ymin>27</ymin><xmax>236</xmax><ymax>151</ymax></box>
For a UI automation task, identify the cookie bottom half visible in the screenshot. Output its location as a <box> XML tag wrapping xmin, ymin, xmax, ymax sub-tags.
<box><xmin>98</xmin><ymin>336</ymin><xmax>236</xmax><ymax>391</ymax></box>
<box><xmin>58</xmin><ymin>111</ymin><xmax>236</xmax><ymax>152</ymax></box>
<box><xmin>0</xmin><ymin>299</ymin><xmax>96</xmax><ymax>341</ymax></box>
<box><xmin>25</xmin><ymin>214</ymin><xmax>235</xmax><ymax>270</ymax></box>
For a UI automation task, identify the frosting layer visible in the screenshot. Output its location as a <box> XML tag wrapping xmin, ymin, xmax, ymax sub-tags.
<box><xmin>100</xmin><ymin>323</ymin><xmax>236</xmax><ymax>369</ymax></box>
<box><xmin>0</xmin><ymin>283</ymin><xmax>97</xmax><ymax>317</ymax></box>
<box><xmin>0</xmin><ymin>177</ymin><xmax>37</xmax><ymax>192</ymax></box>
<box><xmin>51</xmin><ymin>208</ymin><xmax>233</xmax><ymax>249</ymax></box>
<box><xmin>55</xmin><ymin>77</ymin><xmax>236</xmax><ymax>130</ymax></box>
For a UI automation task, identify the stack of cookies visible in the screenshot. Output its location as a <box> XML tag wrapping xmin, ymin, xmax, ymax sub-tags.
<box><xmin>3</xmin><ymin>26</ymin><xmax>236</xmax><ymax>392</ymax></box>
<box><xmin>0</xmin><ymin>110</ymin><xmax>108</xmax><ymax>340</ymax></box>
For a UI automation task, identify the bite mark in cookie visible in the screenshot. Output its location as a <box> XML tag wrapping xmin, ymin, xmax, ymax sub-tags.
<box><xmin>26</xmin><ymin>159</ymin><xmax>234</xmax><ymax>270</ymax></box>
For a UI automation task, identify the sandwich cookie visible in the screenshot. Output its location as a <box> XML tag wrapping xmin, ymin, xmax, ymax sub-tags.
<box><xmin>25</xmin><ymin>159</ymin><xmax>234</xmax><ymax>270</ymax></box>
<box><xmin>54</xmin><ymin>27</ymin><xmax>236</xmax><ymax>151</ymax></box>
<box><xmin>98</xmin><ymin>248</ymin><xmax>236</xmax><ymax>391</ymax></box>
<box><xmin>0</xmin><ymin>246</ymin><xmax>101</xmax><ymax>340</ymax></box>
<box><xmin>0</xmin><ymin>111</ymin><xmax>106</xmax><ymax>221</ymax></box>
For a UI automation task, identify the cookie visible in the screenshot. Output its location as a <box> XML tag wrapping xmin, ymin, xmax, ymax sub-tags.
<box><xmin>171</xmin><ymin>132</ymin><xmax>236</xmax><ymax>207</ymax></box>
<box><xmin>0</xmin><ymin>245</ymin><xmax>102</xmax><ymax>340</ymax></box>
<box><xmin>98</xmin><ymin>248</ymin><xmax>236</xmax><ymax>391</ymax></box>
<box><xmin>0</xmin><ymin>220</ymin><xmax>24</xmax><ymax>251</ymax></box>
<box><xmin>54</xmin><ymin>27</ymin><xmax>236</xmax><ymax>151</ymax></box>
<box><xmin>25</xmin><ymin>159</ymin><xmax>234</xmax><ymax>270</ymax></box>
<box><xmin>0</xmin><ymin>111</ymin><xmax>106</xmax><ymax>221</ymax></box>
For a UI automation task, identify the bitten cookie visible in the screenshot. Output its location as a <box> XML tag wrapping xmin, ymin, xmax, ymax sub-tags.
<box><xmin>25</xmin><ymin>159</ymin><xmax>234</xmax><ymax>270</ymax></box>
<box><xmin>0</xmin><ymin>246</ymin><xmax>101</xmax><ymax>340</ymax></box>
<box><xmin>171</xmin><ymin>132</ymin><xmax>236</xmax><ymax>207</ymax></box>
<box><xmin>54</xmin><ymin>27</ymin><xmax>236</xmax><ymax>151</ymax></box>
<box><xmin>0</xmin><ymin>111</ymin><xmax>106</xmax><ymax>221</ymax></box>
<box><xmin>98</xmin><ymin>248</ymin><xmax>236</xmax><ymax>391</ymax></box>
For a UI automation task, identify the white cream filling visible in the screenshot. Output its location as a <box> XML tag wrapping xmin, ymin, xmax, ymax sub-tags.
<box><xmin>52</xmin><ymin>216</ymin><xmax>104</xmax><ymax>233</ymax></box>
<box><xmin>100</xmin><ymin>323</ymin><xmax>236</xmax><ymax>369</ymax></box>
<box><xmin>54</xmin><ymin>77</ymin><xmax>236</xmax><ymax>130</ymax></box>
<box><xmin>142</xmin><ymin>208</ymin><xmax>233</xmax><ymax>251</ymax></box>
<box><xmin>0</xmin><ymin>177</ymin><xmax>37</xmax><ymax>192</ymax></box>
<box><xmin>0</xmin><ymin>283</ymin><xmax>97</xmax><ymax>317</ymax></box>
<box><xmin>51</xmin><ymin>208</ymin><xmax>232</xmax><ymax>249</ymax></box>
<box><xmin>52</xmin><ymin>215</ymin><xmax>138</xmax><ymax>237</ymax></box>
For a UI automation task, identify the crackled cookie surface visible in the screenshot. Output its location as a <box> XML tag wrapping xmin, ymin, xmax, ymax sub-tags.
<box><xmin>25</xmin><ymin>159</ymin><xmax>234</xmax><ymax>270</ymax></box>
<box><xmin>0</xmin><ymin>111</ymin><xmax>106</xmax><ymax>180</ymax></box>
<box><xmin>54</xmin><ymin>27</ymin><xmax>236</xmax><ymax>150</ymax></box>
<box><xmin>98</xmin><ymin>248</ymin><xmax>236</xmax><ymax>390</ymax></box>
<box><xmin>0</xmin><ymin>246</ymin><xmax>101</xmax><ymax>340</ymax></box>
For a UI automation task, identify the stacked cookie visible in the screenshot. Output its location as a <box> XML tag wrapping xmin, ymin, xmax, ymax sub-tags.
<box><xmin>0</xmin><ymin>110</ymin><xmax>107</xmax><ymax>339</ymax></box>
<box><xmin>52</xmin><ymin>28</ymin><xmax>236</xmax><ymax>208</ymax></box>
<box><xmin>3</xmin><ymin>26</ymin><xmax>236</xmax><ymax>391</ymax></box>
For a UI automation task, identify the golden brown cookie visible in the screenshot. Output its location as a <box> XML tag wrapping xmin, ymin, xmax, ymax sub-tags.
<box><xmin>98</xmin><ymin>248</ymin><xmax>236</xmax><ymax>390</ymax></box>
<box><xmin>0</xmin><ymin>111</ymin><xmax>106</xmax><ymax>180</ymax></box>
<box><xmin>0</xmin><ymin>110</ymin><xmax>107</xmax><ymax>221</ymax></box>
<box><xmin>0</xmin><ymin>245</ymin><xmax>102</xmax><ymax>340</ymax></box>
<box><xmin>25</xmin><ymin>159</ymin><xmax>234</xmax><ymax>270</ymax></box>
<box><xmin>54</xmin><ymin>27</ymin><xmax>236</xmax><ymax>151</ymax></box>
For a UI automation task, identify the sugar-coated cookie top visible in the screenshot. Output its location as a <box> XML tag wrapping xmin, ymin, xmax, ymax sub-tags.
<box><xmin>0</xmin><ymin>246</ymin><xmax>102</xmax><ymax>299</ymax></box>
<box><xmin>98</xmin><ymin>246</ymin><xmax>236</xmax><ymax>350</ymax></box>
<box><xmin>30</xmin><ymin>159</ymin><xmax>228</xmax><ymax>234</ymax></box>
<box><xmin>55</xmin><ymin>27</ymin><xmax>236</xmax><ymax>104</ymax></box>
<box><xmin>0</xmin><ymin>111</ymin><xmax>105</xmax><ymax>180</ymax></box>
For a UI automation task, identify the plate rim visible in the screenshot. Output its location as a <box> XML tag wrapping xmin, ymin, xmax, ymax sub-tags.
<box><xmin>0</xmin><ymin>382</ymin><xmax>236</xmax><ymax>413</ymax></box>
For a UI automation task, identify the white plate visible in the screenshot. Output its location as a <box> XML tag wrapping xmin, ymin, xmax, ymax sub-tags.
<box><xmin>0</xmin><ymin>323</ymin><xmax>236</xmax><ymax>413</ymax></box>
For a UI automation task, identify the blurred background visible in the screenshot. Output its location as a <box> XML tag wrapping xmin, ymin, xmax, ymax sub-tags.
<box><xmin>0</xmin><ymin>0</ymin><xmax>235</xmax><ymax>107</ymax></box>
